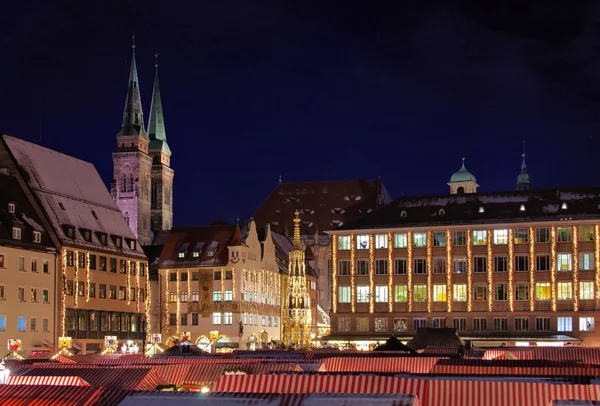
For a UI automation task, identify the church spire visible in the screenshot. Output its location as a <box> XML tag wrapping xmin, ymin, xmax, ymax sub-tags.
<box><xmin>517</xmin><ymin>141</ymin><xmax>531</xmax><ymax>191</ymax></box>
<box><xmin>293</xmin><ymin>210</ymin><xmax>302</xmax><ymax>249</ymax></box>
<box><xmin>147</xmin><ymin>53</ymin><xmax>171</xmax><ymax>153</ymax></box>
<box><xmin>117</xmin><ymin>36</ymin><xmax>147</xmax><ymax>138</ymax></box>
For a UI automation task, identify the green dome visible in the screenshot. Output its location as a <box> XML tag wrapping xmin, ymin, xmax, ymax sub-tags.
<box><xmin>449</xmin><ymin>159</ymin><xmax>476</xmax><ymax>183</ymax></box>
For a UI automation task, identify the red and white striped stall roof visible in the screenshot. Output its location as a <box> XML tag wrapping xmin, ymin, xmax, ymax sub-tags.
<box><xmin>7</xmin><ymin>375</ymin><xmax>90</xmax><ymax>386</ymax></box>
<box><xmin>318</xmin><ymin>357</ymin><xmax>441</xmax><ymax>374</ymax></box>
<box><xmin>430</xmin><ymin>359</ymin><xmax>600</xmax><ymax>376</ymax></box>
<box><xmin>0</xmin><ymin>385</ymin><xmax>102</xmax><ymax>406</ymax></box>
<box><xmin>422</xmin><ymin>347</ymin><xmax>460</xmax><ymax>356</ymax></box>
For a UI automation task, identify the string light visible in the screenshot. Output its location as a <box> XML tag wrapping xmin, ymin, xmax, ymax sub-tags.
<box><xmin>529</xmin><ymin>227</ymin><xmax>535</xmax><ymax>312</ymax></box>
<box><xmin>176</xmin><ymin>271</ymin><xmax>181</xmax><ymax>334</ymax></box>
<box><xmin>388</xmin><ymin>232</ymin><xmax>393</xmax><ymax>312</ymax></box>
<box><xmin>221</xmin><ymin>269</ymin><xmax>225</xmax><ymax>305</ymax></box>
<box><xmin>145</xmin><ymin>262</ymin><xmax>151</xmax><ymax>341</ymax></box>
<box><xmin>445</xmin><ymin>230</ymin><xmax>452</xmax><ymax>313</ymax></box>
<box><xmin>426</xmin><ymin>231</ymin><xmax>432</xmax><ymax>313</ymax></box>
<box><xmin>407</xmin><ymin>232</ymin><xmax>413</xmax><ymax>312</ymax></box>
<box><xmin>550</xmin><ymin>226</ymin><xmax>557</xmax><ymax>312</ymax></box>
<box><xmin>232</xmin><ymin>268</ymin><xmax>236</xmax><ymax>300</ymax></box>
<box><xmin>86</xmin><ymin>252</ymin><xmax>90</xmax><ymax>303</ymax></box>
<box><xmin>487</xmin><ymin>229</ymin><xmax>493</xmax><ymax>312</ymax></box>
<box><xmin>369</xmin><ymin>234</ymin><xmax>375</xmax><ymax>313</ymax></box>
<box><xmin>127</xmin><ymin>260</ymin><xmax>131</xmax><ymax>305</ymax></box>
<box><xmin>508</xmin><ymin>229</ymin><xmax>514</xmax><ymax>312</ymax></box>
<box><xmin>136</xmin><ymin>261</ymin><xmax>140</xmax><ymax>312</ymax></box>
<box><xmin>61</xmin><ymin>249</ymin><xmax>67</xmax><ymax>337</ymax></box>
<box><xmin>595</xmin><ymin>225</ymin><xmax>600</xmax><ymax>300</ymax></box>
<box><xmin>350</xmin><ymin>234</ymin><xmax>356</xmax><ymax>313</ymax></box>
<box><xmin>74</xmin><ymin>250</ymin><xmax>79</xmax><ymax>308</ymax></box>
<box><xmin>466</xmin><ymin>230</ymin><xmax>473</xmax><ymax>312</ymax></box>
<box><xmin>164</xmin><ymin>270</ymin><xmax>169</xmax><ymax>335</ymax></box>
<box><xmin>573</xmin><ymin>226</ymin><xmax>579</xmax><ymax>312</ymax></box>
<box><xmin>187</xmin><ymin>269</ymin><xmax>191</xmax><ymax>309</ymax></box>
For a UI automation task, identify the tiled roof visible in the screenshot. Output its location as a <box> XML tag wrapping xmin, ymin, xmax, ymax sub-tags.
<box><xmin>253</xmin><ymin>180</ymin><xmax>391</xmax><ymax>236</ymax></box>
<box><xmin>0</xmin><ymin>173</ymin><xmax>55</xmax><ymax>250</ymax></box>
<box><xmin>1</xmin><ymin>135</ymin><xmax>145</xmax><ymax>259</ymax></box>
<box><xmin>158</xmin><ymin>224</ymin><xmax>240</xmax><ymax>269</ymax></box>
<box><xmin>334</xmin><ymin>187</ymin><xmax>600</xmax><ymax>231</ymax></box>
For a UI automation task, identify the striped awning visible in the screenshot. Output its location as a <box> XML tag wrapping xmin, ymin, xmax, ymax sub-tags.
<box><xmin>7</xmin><ymin>375</ymin><xmax>90</xmax><ymax>386</ymax></box>
<box><xmin>318</xmin><ymin>357</ymin><xmax>441</xmax><ymax>374</ymax></box>
<box><xmin>0</xmin><ymin>385</ymin><xmax>101</xmax><ymax>405</ymax></box>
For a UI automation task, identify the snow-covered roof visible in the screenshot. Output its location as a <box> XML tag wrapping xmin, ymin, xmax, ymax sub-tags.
<box><xmin>3</xmin><ymin>135</ymin><xmax>145</xmax><ymax>258</ymax></box>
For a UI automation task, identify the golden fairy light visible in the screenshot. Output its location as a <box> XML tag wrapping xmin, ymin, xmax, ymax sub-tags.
<box><xmin>573</xmin><ymin>226</ymin><xmax>579</xmax><ymax>312</ymax></box>
<box><xmin>369</xmin><ymin>234</ymin><xmax>375</xmax><ymax>313</ymax></box>
<box><xmin>487</xmin><ymin>229</ymin><xmax>493</xmax><ymax>312</ymax></box>
<box><xmin>350</xmin><ymin>234</ymin><xmax>356</xmax><ymax>313</ymax></box>
<box><xmin>529</xmin><ymin>227</ymin><xmax>535</xmax><ymax>312</ymax></box>
<box><xmin>595</xmin><ymin>225</ymin><xmax>600</xmax><ymax>300</ymax></box>
<box><xmin>388</xmin><ymin>233</ymin><xmax>393</xmax><ymax>312</ymax></box>
<box><xmin>407</xmin><ymin>232</ymin><xmax>413</xmax><ymax>312</ymax></box>
<box><xmin>74</xmin><ymin>250</ymin><xmax>79</xmax><ymax>308</ymax></box>
<box><xmin>550</xmin><ymin>226</ymin><xmax>557</xmax><ymax>312</ymax></box>
<box><xmin>426</xmin><ymin>231</ymin><xmax>432</xmax><ymax>313</ymax></box>
<box><xmin>86</xmin><ymin>252</ymin><xmax>90</xmax><ymax>303</ymax></box>
<box><xmin>187</xmin><ymin>269</ymin><xmax>192</xmax><ymax>306</ymax></box>
<box><xmin>466</xmin><ymin>230</ymin><xmax>473</xmax><ymax>312</ymax></box>
<box><xmin>164</xmin><ymin>270</ymin><xmax>169</xmax><ymax>334</ymax></box>
<box><xmin>232</xmin><ymin>268</ymin><xmax>236</xmax><ymax>300</ymax></box>
<box><xmin>508</xmin><ymin>229</ymin><xmax>514</xmax><ymax>312</ymax></box>
<box><xmin>332</xmin><ymin>236</ymin><xmax>338</xmax><ymax>313</ymax></box>
<box><xmin>445</xmin><ymin>230</ymin><xmax>452</xmax><ymax>313</ymax></box>
<box><xmin>127</xmin><ymin>260</ymin><xmax>131</xmax><ymax>305</ymax></box>
<box><xmin>221</xmin><ymin>269</ymin><xmax>225</xmax><ymax>301</ymax></box>
<box><xmin>61</xmin><ymin>249</ymin><xmax>67</xmax><ymax>337</ymax></box>
<box><xmin>145</xmin><ymin>262</ymin><xmax>151</xmax><ymax>340</ymax></box>
<box><xmin>176</xmin><ymin>272</ymin><xmax>181</xmax><ymax>334</ymax></box>
<box><xmin>136</xmin><ymin>261</ymin><xmax>140</xmax><ymax>312</ymax></box>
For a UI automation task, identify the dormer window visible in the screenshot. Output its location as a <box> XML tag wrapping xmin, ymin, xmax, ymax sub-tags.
<box><xmin>192</xmin><ymin>252</ymin><xmax>199</xmax><ymax>258</ymax></box>
<box><xmin>62</xmin><ymin>225</ymin><xmax>75</xmax><ymax>239</ymax></box>
<box><xmin>8</xmin><ymin>203</ymin><xmax>15</xmax><ymax>214</ymax></box>
<box><xmin>80</xmin><ymin>229</ymin><xmax>92</xmax><ymax>242</ymax></box>
<box><xmin>110</xmin><ymin>235</ymin><xmax>122</xmax><ymax>248</ymax></box>
<box><xmin>12</xmin><ymin>227</ymin><xmax>21</xmax><ymax>240</ymax></box>
<box><xmin>206</xmin><ymin>250</ymin><xmax>214</xmax><ymax>257</ymax></box>
<box><xmin>125</xmin><ymin>238</ymin><xmax>136</xmax><ymax>250</ymax></box>
<box><xmin>478</xmin><ymin>206</ymin><xmax>485</xmax><ymax>213</ymax></box>
<box><xmin>95</xmin><ymin>232</ymin><xmax>108</xmax><ymax>246</ymax></box>
<box><xmin>438</xmin><ymin>209</ymin><xmax>445</xmax><ymax>216</ymax></box>
<box><xmin>561</xmin><ymin>202</ymin><xmax>568</xmax><ymax>210</ymax></box>
<box><xmin>178</xmin><ymin>252</ymin><xmax>185</xmax><ymax>258</ymax></box>
<box><xmin>519</xmin><ymin>204</ymin><xmax>526</xmax><ymax>212</ymax></box>
<box><xmin>400</xmin><ymin>210</ymin><xmax>407</xmax><ymax>218</ymax></box>
<box><xmin>33</xmin><ymin>231</ymin><xmax>41</xmax><ymax>243</ymax></box>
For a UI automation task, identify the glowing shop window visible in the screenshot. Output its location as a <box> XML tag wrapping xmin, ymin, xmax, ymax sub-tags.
<box><xmin>394</xmin><ymin>285</ymin><xmax>407</xmax><ymax>302</ymax></box>
<box><xmin>556</xmin><ymin>253</ymin><xmax>572</xmax><ymax>271</ymax></box>
<box><xmin>375</xmin><ymin>234</ymin><xmax>388</xmax><ymax>249</ymax></box>
<box><xmin>493</xmin><ymin>229</ymin><xmax>508</xmax><ymax>245</ymax></box>
<box><xmin>472</xmin><ymin>230</ymin><xmax>487</xmax><ymax>246</ymax></box>
<box><xmin>580</xmin><ymin>282</ymin><xmax>594</xmax><ymax>300</ymax></box>
<box><xmin>356</xmin><ymin>286</ymin><xmax>370</xmax><ymax>303</ymax></box>
<box><xmin>535</xmin><ymin>283</ymin><xmax>551</xmax><ymax>301</ymax></box>
<box><xmin>394</xmin><ymin>233</ymin><xmax>407</xmax><ymax>248</ymax></box>
<box><xmin>452</xmin><ymin>284</ymin><xmax>467</xmax><ymax>302</ymax></box>
<box><xmin>557</xmin><ymin>282</ymin><xmax>572</xmax><ymax>300</ymax></box>
<box><xmin>557</xmin><ymin>317</ymin><xmax>572</xmax><ymax>332</ymax></box>
<box><xmin>433</xmin><ymin>284</ymin><xmax>447</xmax><ymax>302</ymax></box>
<box><xmin>413</xmin><ymin>285</ymin><xmax>427</xmax><ymax>302</ymax></box>
<box><xmin>579</xmin><ymin>317</ymin><xmax>595</xmax><ymax>332</ymax></box>
<box><xmin>338</xmin><ymin>236</ymin><xmax>350</xmax><ymax>250</ymax></box>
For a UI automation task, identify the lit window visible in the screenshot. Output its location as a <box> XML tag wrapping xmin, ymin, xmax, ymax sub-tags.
<box><xmin>519</xmin><ymin>204</ymin><xmax>525</xmax><ymax>212</ymax></box>
<box><xmin>356</xmin><ymin>286</ymin><xmax>369</xmax><ymax>303</ymax></box>
<box><xmin>579</xmin><ymin>226</ymin><xmax>594</xmax><ymax>242</ymax></box>
<box><xmin>472</xmin><ymin>230</ymin><xmax>487</xmax><ymax>245</ymax></box>
<box><xmin>493</xmin><ymin>229</ymin><xmax>508</xmax><ymax>245</ymax></box>
<box><xmin>394</xmin><ymin>285</ymin><xmax>407</xmax><ymax>302</ymax></box>
<box><xmin>12</xmin><ymin>227</ymin><xmax>21</xmax><ymax>240</ymax></box>
<box><xmin>580</xmin><ymin>253</ymin><xmax>594</xmax><ymax>271</ymax></box>
<box><xmin>33</xmin><ymin>231</ymin><xmax>41</xmax><ymax>243</ymax></box>
<box><xmin>338</xmin><ymin>286</ymin><xmax>350</xmax><ymax>303</ymax></box>
<box><xmin>394</xmin><ymin>318</ymin><xmax>408</xmax><ymax>332</ymax></box>
<box><xmin>213</xmin><ymin>291</ymin><xmax>222</xmax><ymax>302</ymax></box>
<box><xmin>224</xmin><ymin>312</ymin><xmax>233</xmax><ymax>325</ymax></box>
<box><xmin>212</xmin><ymin>312</ymin><xmax>222</xmax><ymax>325</ymax></box>
<box><xmin>338</xmin><ymin>236</ymin><xmax>350</xmax><ymax>250</ymax></box>
<box><xmin>0</xmin><ymin>316</ymin><xmax>6</xmax><ymax>330</ymax></box>
<box><xmin>8</xmin><ymin>203</ymin><xmax>15</xmax><ymax>213</ymax></box>
<box><xmin>375</xmin><ymin>285</ymin><xmax>388</xmax><ymax>303</ymax></box>
<box><xmin>557</xmin><ymin>253</ymin><xmax>572</xmax><ymax>271</ymax></box>
<box><xmin>514</xmin><ymin>228</ymin><xmax>528</xmax><ymax>244</ymax></box>
<box><xmin>580</xmin><ymin>282</ymin><xmax>594</xmax><ymax>300</ymax></box>
<box><xmin>473</xmin><ymin>284</ymin><xmax>487</xmax><ymax>301</ymax></box>
<box><xmin>557</xmin><ymin>227</ymin><xmax>572</xmax><ymax>242</ymax></box>
<box><xmin>433</xmin><ymin>284</ymin><xmax>446</xmax><ymax>302</ymax></box>
<box><xmin>375</xmin><ymin>235</ymin><xmax>388</xmax><ymax>249</ymax></box>
<box><xmin>17</xmin><ymin>317</ymin><xmax>26</xmax><ymax>332</ymax></box>
<box><xmin>561</xmin><ymin>202</ymin><xmax>568</xmax><ymax>210</ymax></box>
<box><xmin>224</xmin><ymin>290</ymin><xmax>232</xmax><ymax>301</ymax></box>
<box><xmin>557</xmin><ymin>317</ymin><xmax>572</xmax><ymax>332</ymax></box>
<box><xmin>394</xmin><ymin>233</ymin><xmax>407</xmax><ymax>248</ymax></box>
<box><xmin>178</xmin><ymin>252</ymin><xmax>184</xmax><ymax>258</ymax></box>
<box><xmin>478</xmin><ymin>206</ymin><xmax>484</xmax><ymax>213</ymax></box>
<box><xmin>192</xmin><ymin>252</ymin><xmax>199</xmax><ymax>258</ymax></box>
<box><xmin>580</xmin><ymin>317</ymin><xmax>594</xmax><ymax>332</ymax></box>
<box><xmin>413</xmin><ymin>285</ymin><xmax>427</xmax><ymax>302</ymax></box>
<box><xmin>356</xmin><ymin>235</ymin><xmax>369</xmax><ymax>250</ymax></box>
<box><xmin>433</xmin><ymin>232</ymin><xmax>445</xmax><ymax>247</ymax></box>
<box><xmin>413</xmin><ymin>233</ymin><xmax>426</xmax><ymax>247</ymax></box>
<box><xmin>535</xmin><ymin>282</ymin><xmax>551</xmax><ymax>300</ymax></box>
<box><xmin>557</xmin><ymin>282</ymin><xmax>572</xmax><ymax>300</ymax></box>
<box><xmin>452</xmin><ymin>284</ymin><xmax>466</xmax><ymax>302</ymax></box>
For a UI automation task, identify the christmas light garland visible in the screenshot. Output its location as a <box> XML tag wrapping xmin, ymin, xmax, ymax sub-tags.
<box><xmin>221</xmin><ymin>269</ymin><xmax>225</xmax><ymax>302</ymax></box>
<box><xmin>388</xmin><ymin>232</ymin><xmax>393</xmax><ymax>312</ymax></box>
<box><xmin>61</xmin><ymin>249</ymin><xmax>67</xmax><ymax>336</ymax></box>
<box><xmin>74</xmin><ymin>250</ymin><xmax>79</xmax><ymax>307</ymax></box>
<box><xmin>232</xmin><ymin>268</ymin><xmax>236</xmax><ymax>300</ymax></box>
<box><xmin>86</xmin><ymin>252</ymin><xmax>90</xmax><ymax>303</ymax></box>
<box><xmin>407</xmin><ymin>232</ymin><xmax>413</xmax><ymax>312</ymax></box>
<box><xmin>487</xmin><ymin>229</ymin><xmax>493</xmax><ymax>312</ymax></box>
<box><xmin>595</xmin><ymin>225</ymin><xmax>600</xmax><ymax>300</ymax></box>
<box><xmin>550</xmin><ymin>226</ymin><xmax>557</xmax><ymax>312</ymax></box>
<box><xmin>127</xmin><ymin>260</ymin><xmax>131</xmax><ymax>305</ymax></box>
<box><xmin>332</xmin><ymin>236</ymin><xmax>338</xmax><ymax>313</ymax></box>
<box><xmin>466</xmin><ymin>229</ymin><xmax>473</xmax><ymax>312</ymax></box>
<box><xmin>164</xmin><ymin>271</ymin><xmax>169</xmax><ymax>334</ymax></box>
<box><xmin>426</xmin><ymin>231</ymin><xmax>432</xmax><ymax>313</ymax></box>
<box><xmin>187</xmin><ymin>269</ymin><xmax>191</xmax><ymax>306</ymax></box>
<box><xmin>136</xmin><ymin>261</ymin><xmax>140</xmax><ymax>312</ymax></box>
<box><xmin>572</xmin><ymin>226</ymin><xmax>579</xmax><ymax>312</ymax></box>
<box><xmin>508</xmin><ymin>229</ymin><xmax>514</xmax><ymax>312</ymax></box>
<box><xmin>445</xmin><ymin>230</ymin><xmax>452</xmax><ymax>313</ymax></box>
<box><xmin>529</xmin><ymin>227</ymin><xmax>535</xmax><ymax>312</ymax></box>
<box><xmin>369</xmin><ymin>234</ymin><xmax>374</xmax><ymax>313</ymax></box>
<box><xmin>145</xmin><ymin>262</ymin><xmax>151</xmax><ymax>340</ymax></box>
<box><xmin>350</xmin><ymin>234</ymin><xmax>355</xmax><ymax>313</ymax></box>
<box><xmin>176</xmin><ymin>272</ymin><xmax>181</xmax><ymax>334</ymax></box>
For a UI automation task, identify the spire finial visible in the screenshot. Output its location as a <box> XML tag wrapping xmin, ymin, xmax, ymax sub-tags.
<box><xmin>293</xmin><ymin>210</ymin><xmax>301</xmax><ymax>248</ymax></box>
<box><xmin>279</xmin><ymin>175</ymin><xmax>282</xmax><ymax>184</ymax></box>
<box><xmin>522</xmin><ymin>140</ymin><xmax>526</xmax><ymax>158</ymax></box>
<box><xmin>236</xmin><ymin>216</ymin><xmax>239</xmax><ymax>226</ymax></box>
<box><xmin>155</xmin><ymin>53</ymin><xmax>159</xmax><ymax>69</ymax></box>
<box><xmin>132</xmin><ymin>35</ymin><xmax>136</xmax><ymax>50</ymax></box>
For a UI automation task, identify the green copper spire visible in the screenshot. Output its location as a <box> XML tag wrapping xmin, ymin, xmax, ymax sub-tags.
<box><xmin>117</xmin><ymin>36</ymin><xmax>147</xmax><ymax>138</ymax></box>
<box><xmin>517</xmin><ymin>141</ymin><xmax>531</xmax><ymax>191</ymax></box>
<box><xmin>148</xmin><ymin>53</ymin><xmax>171</xmax><ymax>153</ymax></box>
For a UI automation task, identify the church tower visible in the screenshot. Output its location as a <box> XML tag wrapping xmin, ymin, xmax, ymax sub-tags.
<box><xmin>282</xmin><ymin>211</ymin><xmax>312</xmax><ymax>347</ymax></box>
<box><xmin>448</xmin><ymin>158</ymin><xmax>479</xmax><ymax>194</ymax></box>
<box><xmin>111</xmin><ymin>38</ymin><xmax>153</xmax><ymax>246</ymax></box>
<box><xmin>147</xmin><ymin>55</ymin><xmax>174</xmax><ymax>235</ymax></box>
<box><xmin>516</xmin><ymin>142</ymin><xmax>531</xmax><ymax>191</ymax></box>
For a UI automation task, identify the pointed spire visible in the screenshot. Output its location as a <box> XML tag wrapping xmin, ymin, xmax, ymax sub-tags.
<box><xmin>293</xmin><ymin>210</ymin><xmax>301</xmax><ymax>249</ymax></box>
<box><xmin>147</xmin><ymin>52</ymin><xmax>171</xmax><ymax>153</ymax></box>
<box><xmin>517</xmin><ymin>141</ymin><xmax>531</xmax><ymax>191</ymax></box>
<box><xmin>117</xmin><ymin>36</ymin><xmax>147</xmax><ymax>138</ymax></box>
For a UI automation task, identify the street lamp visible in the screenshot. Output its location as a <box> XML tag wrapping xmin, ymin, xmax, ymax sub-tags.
<box><xmin>0</xmin><ymin>360</ymin><xmax>10</xmax><ymax>385</ymax></box>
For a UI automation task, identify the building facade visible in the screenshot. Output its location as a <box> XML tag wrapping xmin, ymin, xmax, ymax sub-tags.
<box><xmin>112</xmin><ymin>43</ymin><xmax>173</xmax><ymax>246</ymax></box>
<box><xmin>326</xmin><ymin>159</ymin><xmax>600</xmax><ymax>348</ymax></box>
<box><xmin>0</xmin><ymin>173</ymin><xmax>56</xmax><ymax>354</ymax></box>
<box><xmin>156</xmin><ymin>222</ymin><xmax>281</xmax><ymax>351</ymax></box>
<box><xmin>0</xmin><ymin>135</ymin><xmax>150</xmax><ymax>354</ymax></box>
<box><xmin>253</xmin><ymin>179</ymin><xmax>391</xmax><ymax>319</ymax></box>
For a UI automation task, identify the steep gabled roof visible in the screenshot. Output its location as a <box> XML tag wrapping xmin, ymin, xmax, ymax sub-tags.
<box><xmin>270</xmin><ymin>231</ymin><xmax>318</xmax><ymax>278</ymax></box>
<box><xmin>1</xmin><ymin>135</ymin><xmax>145</xmax><ymax>258</ymax></box>
<box><xmin>253</xmin><ymin>179</ymin><xmax>391</xmax><ymax>237</ymax></box>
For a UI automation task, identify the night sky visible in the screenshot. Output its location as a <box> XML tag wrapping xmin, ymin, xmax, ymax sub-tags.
<box><xmin>2</xmin><ymin>1</ymin><xmax>600</xmax><ymax>227</ymax></box>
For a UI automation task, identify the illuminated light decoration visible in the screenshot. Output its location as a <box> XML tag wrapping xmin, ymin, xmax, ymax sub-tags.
<box><xmin>332</xmin><ymin>235</ymin><xmax>338</xmax><ymax>313</ymax></box>
<box><xmin>369</xmin><ymin>234</ymin><xmax>375</xmax><ymax>313</ymax></box>
<box><xmin>74</xmin><ymin>250</ymin><xmax>79</xmax><ymax>308</ymax></box>
<box><xmin>350</xmin><ymin>234</ymin><xmax>356</xmax><ymax>313</ymax></box>
<box><xmin>164</xmin><ymin>271</ymin><xmax>169</xmax><ymax>335</ymax></box>
<box><xmin>445</xmin><ymin>230</ymin><xmax>452</xmax><ymax>313</ymax></box>
<box><xmin>145</xmin><ymin>262</ymin><xmax>151</xmax><ymax>341</ymax></box>
<box><xmin>221</xmin><ymin>269</ymin><xmax>225</xmax><ymax>302</ymax></box>
<box><xmin>426</xmin><ymin>231</ymin><xmax>432</xmax><ymax>313</ymax></box>
<box><xmin>466</xmin><ymin>230</ymin><xmax>473</xmax><ymax>312</ymax></box>
<box><xmin>550</xmin><ymin>226</ymin><xmax>557</xmax><ymax>312</ymax></box>
<box><xmin>529</xmin><ymin>227</ymin><xmax>535</xmax><ymax>312</ymax></box>
<box><xmin>596</xmin><ymin>225</ymin><xmax>600</xmax><ymax>300</ymax></box>
<box><xmin>407</xmin><ymin>232</ymin><xmax>413</xmax><ymax>312</ymax></box>
<box><xmin>388</xmin><ymin>233</ymin><xmax>393</xmax><ymax>313</ymax></box>
<box><xmin>127</xmin><ymin>260</ymin><xmax>131</xmax><ymax>305</ymax></box>
<box><xmin>61</xmin><ymin>249</ymin><xmax>67</xmax><ymax>337</ymax></box>
<box><xmin>86</xmin><ymin>252</ymin><xmax>90</xmax><ymax>303</ymax></box>
<box><xmin>572</xmin><ymin>226</ymin><xmax>579</xmax><ymax>312</ymax></box>
<box><xmin>187</xmin><ymin>269</ymin><xmax>192</xmax><ymax>309</ymax></box>
<box><xmin>136</xmin><ymin>261</ymin><xmax>140</xmax><ymax>312</ymax></box>
<box><xmin>232</xmin><ymin>268</ymin><xmax>236</xmax><ymax>300</ymax></box>
<box><xmin>176</xmin><ymin>272</ymin><xmax>181</xmax><ymax>334</ymax></box>
<box><xmin>508</xmin><ymin>229</ymin><xmax>514</xmax><ymax>312</ymax></box>
<box><xmin>487</xmin><ymin>229</ymin><xmax>493</xmax><ymax>312</ymax></box>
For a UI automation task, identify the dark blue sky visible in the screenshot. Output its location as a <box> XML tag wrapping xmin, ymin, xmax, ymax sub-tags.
<box><xmin>2</xmin><ymin>1</ymin><xmax>600</xmax><ymax>227</ymax></box>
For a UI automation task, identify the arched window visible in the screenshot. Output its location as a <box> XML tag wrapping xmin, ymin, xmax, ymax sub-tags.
<box><xmin>457</xmin><ymin>186</ymin><xmax>465</xmax><ymax>194</ymax></box>
<box><xmin>151</xmin><ymin>178</ymin><xmax>158</xmax><ymax>209</ymax></box>
<box><xmin>124</xmin><ymin>212</ymin><xmax>130</xmax><ymax>226</ymax></box>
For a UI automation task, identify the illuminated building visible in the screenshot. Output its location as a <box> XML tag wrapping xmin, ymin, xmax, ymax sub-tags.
<box><xmin>282</xmin><ymin>211</ymin><xmax>313</xmax><ymax>346</ymax></box>
<box><xmin>326</xmin><ymin>156</ymin><xmax>600</xmax><ymax>348</ymax></box>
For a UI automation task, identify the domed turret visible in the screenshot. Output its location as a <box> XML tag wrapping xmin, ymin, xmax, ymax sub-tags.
<box><xmin>448</xmin><ymin>158</ymin><xmax>479</xmax><ymax>194</ymax></box>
